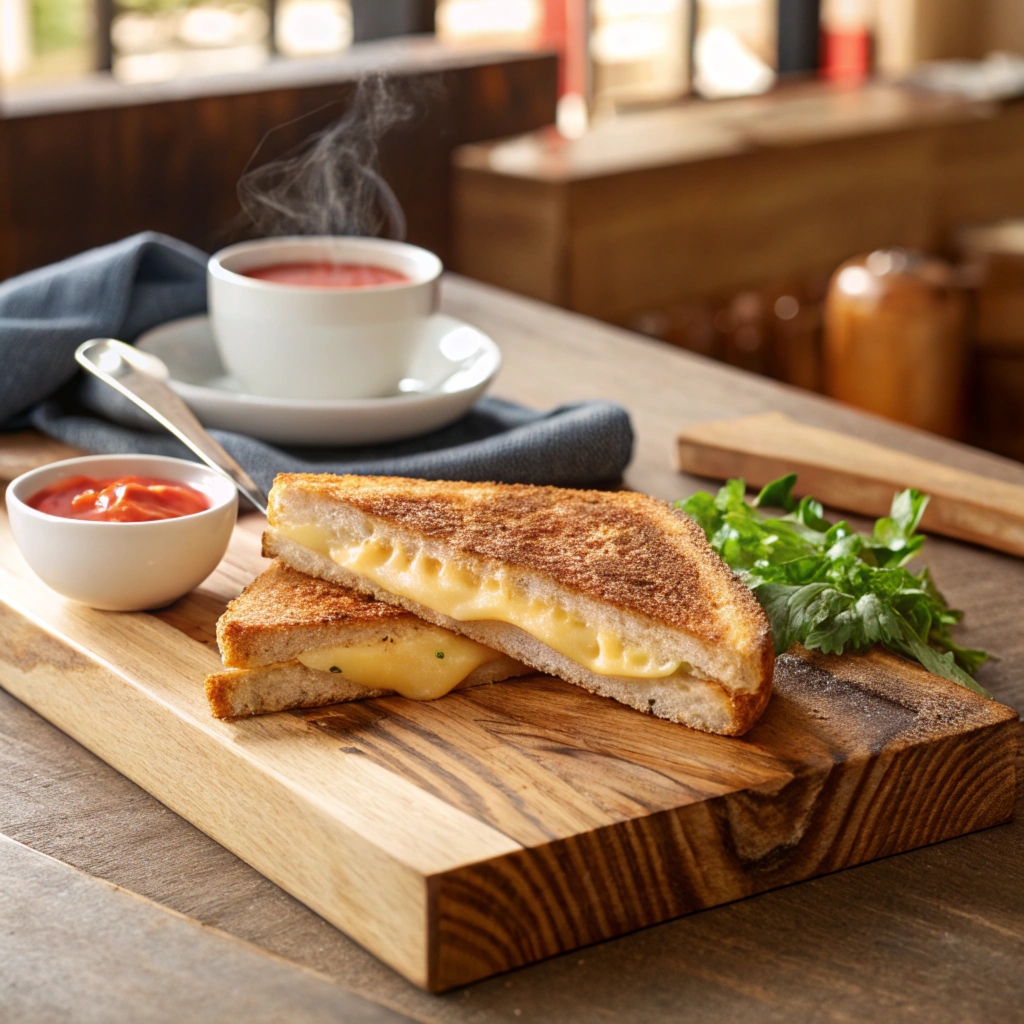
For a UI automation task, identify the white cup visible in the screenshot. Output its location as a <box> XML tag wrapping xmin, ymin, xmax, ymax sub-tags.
<box><xmin>207</xmin><ymin>236</ymin><xmax>442</xmax><ymax>400</ymax></box>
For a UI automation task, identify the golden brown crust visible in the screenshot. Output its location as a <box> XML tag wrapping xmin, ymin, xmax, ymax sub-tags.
<box><xmin>205</xmin><ymin>662</ymin><xmax>393</xmax><ymax>719</ymax></box>
<box><xmin>225</xmin><ymin>560</ymin><xmax>406</xmax><ymax>629</ymax></box>
<box><xmin>205</xmin><ymin>675</ymin><xmax>231</xmax><ymax>719</ymax></box>
<box><xmin>268</xmin><ymin>474</ymin><xmax>772</xmax><ymax>658</ymax></box>
<box><xmin>206</xmin><ymin>676</ymin><xmax>233</xmax><ymax>719</ymax></box>
<box><xmin>217</xmin><ymin>559</ymin><xmax>409</xmax><ymax>667</ymax></box>
<box><xmin>205</xmin><ymin>653</ymin><xmax>533</xmax><ymax>719</ymax></box>
<box><xmin>718</xmin><ymin>643</ymin><xmax>776</xmax><ymax>735</ymax></box>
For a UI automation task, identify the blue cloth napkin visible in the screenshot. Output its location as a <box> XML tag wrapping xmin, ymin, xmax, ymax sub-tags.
<box><xmin>1</xmin><ymin>233</ymin><xmax>633</xmax><ymax>491</ymax></box>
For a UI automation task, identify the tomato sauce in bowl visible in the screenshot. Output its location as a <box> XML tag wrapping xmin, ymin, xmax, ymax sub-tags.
<box><xmin>28</xmin><ymin>475</ymin><xmax>210</xmax><ymax>523</ymax></box>
<box><xmin>242</xmin><ymin>262</ymin><xmax>409</xmax><ymax>288</ymax></box>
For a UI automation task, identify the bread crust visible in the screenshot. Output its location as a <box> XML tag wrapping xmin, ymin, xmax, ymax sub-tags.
<box><xmin>206</xmin><ymin>655</ymin><xmax>531</xmax><ymax>719</ymax></box>
<box><xmin>206</xmin><ymin>662</ymin><xmax>390</xmax><ymax>718</ymax></box>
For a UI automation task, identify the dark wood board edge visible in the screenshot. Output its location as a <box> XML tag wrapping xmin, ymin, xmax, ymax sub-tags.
<box><xmin>425</xmin><ymin>712</ymin><xmax>1019</xmax><ymax>991</ymax></box>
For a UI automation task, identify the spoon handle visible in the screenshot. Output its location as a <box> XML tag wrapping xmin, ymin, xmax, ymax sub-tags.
<box><xmin>75</xmin><ymin>338</ymin><xmax>269</xmax><ymax>516</ymax></box>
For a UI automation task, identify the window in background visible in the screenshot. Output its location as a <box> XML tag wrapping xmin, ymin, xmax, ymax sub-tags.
<box><xmin>0</xmin><ymin>0</ymin><xmax>360</xmax><ymax>83</ymax></box>
<box><xmin>435</xmin><ymin>0</ymin><xmax>542</xmax><ymax>47</ymax></box>
<box><xmin>590</xmin><ymin>0</ymin><xmax>690</xmax><ymax>115</ymax></box>
<box><xmin>276</xmin><ymin>0</ymin><xmax>352</xmax><ymax>56</ymax></box>
<box><xmin>2</xmin><ymin>0</ymin><xmax>96</xmax><ymax>82</ymax></box>
<box><xmin>111</xmin><ymin>0</ymin><xmax>271</xmax><ymax>82</ymax></box>
<box><xmin>438</xmin><ymin>0</ymin><xmax>689</xmax><ymax>134</ymax></box>
<box><xmin>693</xmin><ymin>0</ymin><xmax>777</xmax><ymax>98</ymax></box>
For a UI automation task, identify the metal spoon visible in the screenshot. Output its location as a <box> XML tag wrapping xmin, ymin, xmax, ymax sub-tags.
<box><xmin>75</xmin><ymin>338</ymin><xmax>268</xmax><ymax>516</ymax></box>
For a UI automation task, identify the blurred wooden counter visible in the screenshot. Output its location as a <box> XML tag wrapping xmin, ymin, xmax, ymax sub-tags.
<box><xmin>0</xmin><ymin>39</ymin><xmax>558</xmax><ymax>277</ymax></box>
<box><xmin>452</xmin><ymin>81</ymin><xmax>1024</xmax><ymax>326</ymax></box>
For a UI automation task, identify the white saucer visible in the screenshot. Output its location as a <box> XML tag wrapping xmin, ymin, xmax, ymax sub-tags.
<box><xmin>135</xmin><ymin>314</ymin><xmax>501</xmax><ymax>446</ymax></box>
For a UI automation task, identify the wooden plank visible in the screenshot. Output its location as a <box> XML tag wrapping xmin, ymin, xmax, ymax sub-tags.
<box><xmin>452</xmin><ymin>169</ymin><xmax>568</xmax><ymax>306</ymax></box>
<box><xmin>0</xmin><ymin>484</ymin><xmax>1017</xmax><ymax>990</ymax></box>
<box><xmin>676</xmin><ymin>411</ymin><xmax>1024</xmax><ymax>557</ymax></box>
<box><xmin>566</xmin><ymin>130</ymin><xmax>936</xmax><ymax>321</ymax></box>
<box><xmin>0</xmin><ymin>835</ymin><xmax>413</xmax><ymax>1024</ymax></box>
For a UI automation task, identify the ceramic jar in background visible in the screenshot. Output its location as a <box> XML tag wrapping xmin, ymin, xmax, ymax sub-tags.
<box><xmin>823</xmin><ymin>250</ymin><xmax>968</xmax><ymax>439</ymax></box>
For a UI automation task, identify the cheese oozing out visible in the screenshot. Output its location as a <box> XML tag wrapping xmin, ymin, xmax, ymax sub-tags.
<box><xmin>296</xmin><ymin>624</ymin><xmax>501</xmax><ymax>701</ymax></box>
<box><xmin>278</xmin><ymin>523</ymin><xmax>693</xmax><ymax>681</ymax></box>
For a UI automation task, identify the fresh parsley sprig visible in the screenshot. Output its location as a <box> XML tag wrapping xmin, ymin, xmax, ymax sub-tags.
<box><xmin>677</xmin><ymin>474</ymin><xmax>992</xmax><ymax>697</ymax></box>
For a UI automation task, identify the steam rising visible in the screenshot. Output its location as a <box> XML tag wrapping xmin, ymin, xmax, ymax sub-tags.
<box><xmin>237</xmin><ymin>75</ymin><xmax>411</xmax><ymax>239</ymax></box>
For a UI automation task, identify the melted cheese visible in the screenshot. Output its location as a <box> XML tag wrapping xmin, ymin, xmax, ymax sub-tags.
<box><xmin>278</xmin><ymin>523</ymin><xmax>688</xmax><ymax>680</ymax></box>
<box><xmin>297</xmin><ymin>625</ymin><xmax>501</xmax><ymax>700</ymax></box>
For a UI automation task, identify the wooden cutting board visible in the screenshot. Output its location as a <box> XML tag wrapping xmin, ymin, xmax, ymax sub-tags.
<box><xmin>677</xmin><ymin>412</ymin><xmax>1024</xmax><ymax>557</ymax></box>
<box><xmin>0</xmin><ymin>506</ymin><xmax>1018</xmax><ymax>992</ymax></box>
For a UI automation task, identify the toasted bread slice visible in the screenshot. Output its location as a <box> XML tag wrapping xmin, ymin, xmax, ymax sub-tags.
<box><xmin>262</xmin><ymin>475</ymin><xmax>774</xmax><ymax>736</ymax></box>
<box><xmin>207</xmin><ymin>560</ymin><xmax>531</xmax><ymax>719</ymax></box>
<box><xmin>217</xmin><ymin>560</ymin><xmax>407</xmax><ymax>669</ymax></box>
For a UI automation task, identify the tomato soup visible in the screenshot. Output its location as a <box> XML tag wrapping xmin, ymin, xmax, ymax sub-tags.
<box><xmin>28</xmin><ymin>475</ymin><xmax>210</xmax><ymax>523</ymax></box>
<box><xmin>242</xmin><ymin>262</ymin><xmax>409</xmax><ymax>288</ymax></box>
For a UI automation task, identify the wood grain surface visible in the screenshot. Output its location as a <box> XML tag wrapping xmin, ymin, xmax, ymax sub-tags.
<box><xmin>4</xmin><ymin>276</ymin><xmax>1024</xmax><ymax>1019</ymax></box>
<box><xmin>0</xmin><ymin>430</ymin><xmax>82</xmax><ymax>482</ymax></box>
<box><xmin>0</xmin><ymin>464</ymin><xmax>1016</xmax><ymax>990</ymax></box>
<box><xmin>677</xmin><ymin>411</ymin><xmax>1024</xmax><ymax>557</ymax></box>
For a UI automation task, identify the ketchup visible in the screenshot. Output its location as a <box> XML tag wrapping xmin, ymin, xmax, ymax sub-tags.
<box><xmin>242</xmin><ymin>261</ymin><xmax>409</xmax><ymax>288</ymax></box>
<box><xmin>27</xmin><ymin>475</ymin><xmax>210</xmax><ymax>522</ymax></box>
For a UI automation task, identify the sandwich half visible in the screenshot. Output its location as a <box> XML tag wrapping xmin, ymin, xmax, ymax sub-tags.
<box><xmin>206</xmin><ymin>559</ymin><xmax>532</xmax><ymax>719</ymax></box>
<box><xmin>262</xmin><ymin>474</ymin><xmax>774</xmax><ymax>736</ymax></box>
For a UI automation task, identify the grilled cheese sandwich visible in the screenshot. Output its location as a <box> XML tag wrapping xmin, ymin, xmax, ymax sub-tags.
<box><xmin>206</xmin><ymin>560</ymin><xmax>531</xmax><ymax>718</ymax></box>
<box><xmin>263</xmin><ymin>475</ymin><xmax>775</xmax><ymax>735</ymax></box>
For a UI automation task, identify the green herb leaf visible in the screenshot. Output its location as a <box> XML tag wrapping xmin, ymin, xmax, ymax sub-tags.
<box><xmin>676</xmin><ymin>475</ymin><xmax>992</xmax><ymax>696</ymax></box>
<box><xmin>754</xmin><ymin>473</ymin><xmax>798</xmax><ymax>512</ymax></box>
<box><xmin>889</xmin><ymin>628</ymin><xmax>991</xmax><ymax>698</ymax></box>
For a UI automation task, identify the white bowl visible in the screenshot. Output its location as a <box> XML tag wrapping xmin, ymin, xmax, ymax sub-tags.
<box><xmin>208</xmin><ymin>236</ymin><xmax>443</xmax><ymax>401</ymax></box>
<box><xmin>6</xmin><ymin>455</ymin><xmax>238</xmax><ymax>611</ymax></box>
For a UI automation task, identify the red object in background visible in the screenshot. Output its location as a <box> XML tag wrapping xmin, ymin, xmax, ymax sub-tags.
<box><xmin>243</xmin><ymin>262</ymin><xmax>409</xmax><ymax>288</ymax></box>
<box><xmin>821</xmin><ymin>28</ymin><xmax>872</xmax><ymax>83</ymax></box>
<box><xmin>28</xmin><ymin>476</ymin><xmax>211</xmax><ymax>522</ymax></box>
<box><xmin>541</xmin><ymin>0</ymin><xmax>588</xmax><ymax>97</ymax></box>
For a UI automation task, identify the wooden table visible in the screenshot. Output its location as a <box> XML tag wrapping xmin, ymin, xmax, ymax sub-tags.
<box><xmin>3</xmin><ymin>275</ymin><xmax>1023</xmax><ymax>1022</ymax></box>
